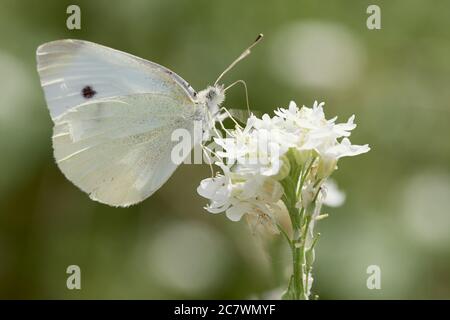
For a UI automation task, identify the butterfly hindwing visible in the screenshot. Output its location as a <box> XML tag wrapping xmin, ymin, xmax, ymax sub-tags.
<box><xmin>53</xmin><ymin>93</ymin><xmax>199</xmax><ymax>207</ymax></box>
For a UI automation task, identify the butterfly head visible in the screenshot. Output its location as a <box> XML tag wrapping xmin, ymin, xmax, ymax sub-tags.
<box><xmin>196</xmin><ymin>34</ymin><xmax>264</xmax><ymax>124</ymax></box>
<box><xmin>197</xmin><ymin>84</ymin><xmax>225</xmax><ymax>116</ymax></box>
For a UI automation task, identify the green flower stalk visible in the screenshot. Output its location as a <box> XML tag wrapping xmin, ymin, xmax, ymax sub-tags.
<box><xmin>279</xmin><ymin>150</ymin><xmax>323</xmax><ymax>299</ymax></box>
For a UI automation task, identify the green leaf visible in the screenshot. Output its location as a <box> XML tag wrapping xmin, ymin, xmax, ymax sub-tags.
<box><xmin>281</xmin><ymin>276</ymin><xmax>296</xmax><ymax>300</ymax></box>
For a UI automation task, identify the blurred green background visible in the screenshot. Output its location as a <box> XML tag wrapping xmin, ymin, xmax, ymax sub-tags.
<box><xmin>1</xmin><ymin>0</ymin><xmax>449</xmax><ymax>299</ymax></box>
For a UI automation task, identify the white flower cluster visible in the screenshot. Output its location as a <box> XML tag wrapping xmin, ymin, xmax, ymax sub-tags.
<box><xmin>197</xmin><ymin>101</ymin><xmax>370</xmax><ymax>233</ymax></box>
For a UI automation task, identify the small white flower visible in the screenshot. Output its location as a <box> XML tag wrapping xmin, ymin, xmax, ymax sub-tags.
<box><xmin>197</xmin><ymin>163</ymin><xmax>233</xmax><ymax>214</ymax></box>
<box><xmin>318</xmin><ymin>137</ymin><xmax>370</xmax><ymax>161</ymax></box>
<box><xmin>197</xmin><ymin>175</ymin><xmax>232</xmax><ymax>214</ymax></box>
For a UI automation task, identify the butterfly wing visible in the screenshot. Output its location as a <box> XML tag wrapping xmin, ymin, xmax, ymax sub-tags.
<box><xmin>37</xmin><ymin>40</ymin><xmax>203</xmax><ymax>206</ymax></box>
<box><xmin>36</xmin><ymin>39</ymin><xmax>196</xmax><ymax>119</ymax></box>
<box><xmin>53</xmin><ymin>93</ymin><xmax>201</xmax><ymax>207</ymax></box>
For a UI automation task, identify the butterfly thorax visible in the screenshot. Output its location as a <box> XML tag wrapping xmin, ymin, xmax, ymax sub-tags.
<box><xmin>197</xmin><ymin>85</ymin><xmax>225</xmax><ymax>117</ymax></box>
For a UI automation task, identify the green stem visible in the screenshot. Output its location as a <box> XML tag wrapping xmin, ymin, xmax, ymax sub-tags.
<box><xmin>283</xmin><ymin>183</ymin><xmax>308</xmax><ymax>299</ymax></box>
<box><xmin>293</xmin><ymin>237</ymin><xmax>307</xmax><ymax>299</ymax></box>
<box><xmin>280</xmin><ymin>155</ymin><xmax>320</xmax><ymax>300</ymax></box>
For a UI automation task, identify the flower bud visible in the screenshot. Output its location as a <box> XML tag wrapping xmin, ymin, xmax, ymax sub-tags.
<box><xmin>317</xmin><ymin>157</ymin><xmax>337</xmax><ymax>179</ymax></box>
<box><xmin>272</xmin><ymin>154</ymin><xmax>290</xmax><ymax>180</ymax></box>
<box><xmin>301</xmin><ymin>182</ymin><xmax>315</xmax><ymax>209</ymax></box>
<box><xmin>292</xmin><ymin>149</ymin><xmax>312</xmax><ymax>166</ymax></box>
<box><xmin>306</xmin><ymin>248</ymin><xmax>315</xmax><ymax>266</ymax></box>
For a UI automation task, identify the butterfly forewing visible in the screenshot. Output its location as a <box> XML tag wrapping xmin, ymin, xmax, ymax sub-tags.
<box><xmin>36</xmin><ymin>39</ymin><xmax>196</xmax><ymax>119</ymax></box>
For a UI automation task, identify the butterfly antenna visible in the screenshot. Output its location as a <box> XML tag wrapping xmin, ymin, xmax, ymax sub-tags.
<box><xmin>214</xmin><ymin>34</ymin><xmax>264</xmax><ymax>86</ymax></box>
<box><xmin>219</xmin><ymin>106</ymin><xmax>244</xmax><ymax>129</ymax></box>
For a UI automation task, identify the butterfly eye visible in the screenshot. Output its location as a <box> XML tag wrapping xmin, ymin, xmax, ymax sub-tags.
<box><xmin>81</xmin><ymin>85</ymin><xmax>97</xmax><ymax>99</ymax></box>
<box><xmin>206</xmin><ymin>89</ymin><xmax>217</xmax><ymax>100</ymax></box>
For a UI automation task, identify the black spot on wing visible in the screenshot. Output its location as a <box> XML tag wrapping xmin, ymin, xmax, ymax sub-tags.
<box><xmin>82</xmin><ymin>86</ymin><xmax>97</xmax><ymax>99</ymax></box>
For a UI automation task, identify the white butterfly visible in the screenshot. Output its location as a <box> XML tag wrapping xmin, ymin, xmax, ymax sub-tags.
<box><xmin>36</xmin><ymin>35</ymin><xmax>263</xmax><ymax>207</ymax></box>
